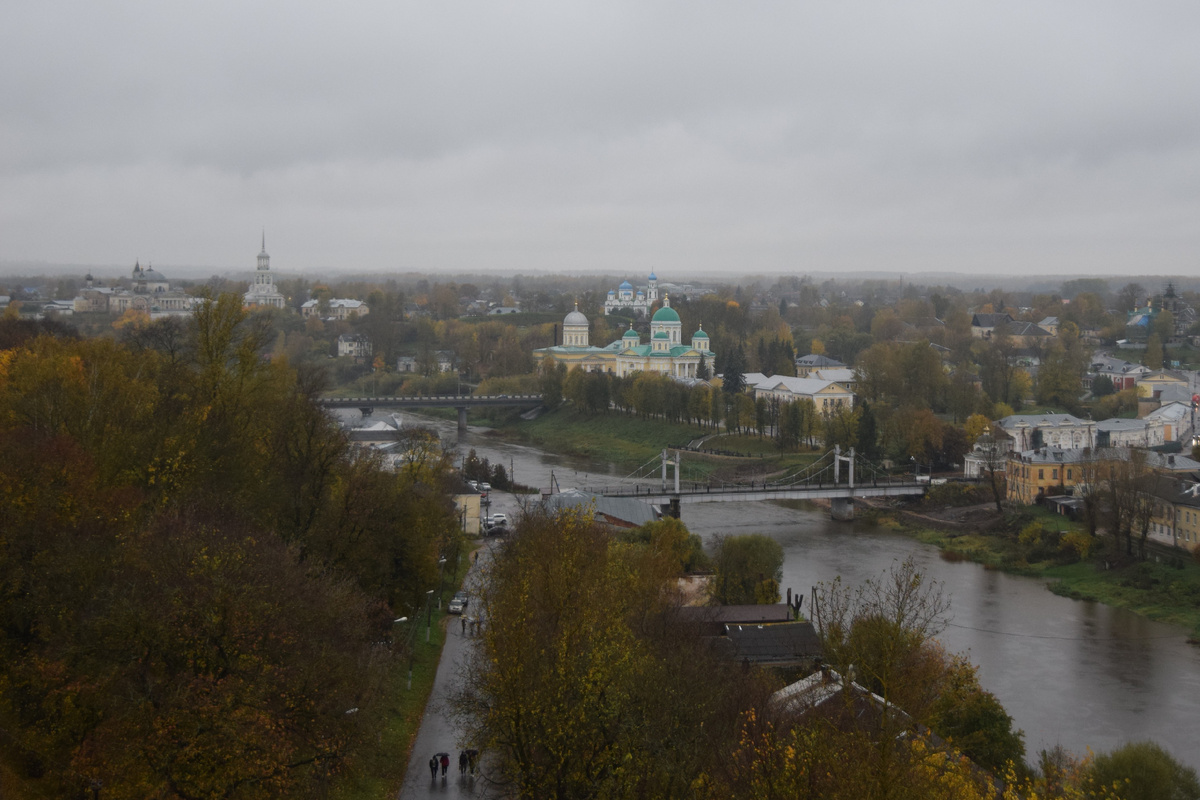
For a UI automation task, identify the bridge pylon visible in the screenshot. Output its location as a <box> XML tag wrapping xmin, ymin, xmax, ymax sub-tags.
<box><xmin>831</xmin><ymin>446</ymin><xmax>857</xmax><ymax>520</ymax></box>
<box><xmin>660</xmin><ymin>449</ymin><xmax>681</xmax><ymax>493</ymax></box>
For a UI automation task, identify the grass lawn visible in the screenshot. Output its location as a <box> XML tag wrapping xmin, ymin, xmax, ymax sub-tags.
<box><xmin>1044</xmin><ymin>557</ymin><xmax>1200</xmax><ymax>632</ymax></box>
<box><xmin>703</xmin><ymin>433</ymin><xmax>789</xmax><ymax>456</ymax></box>
<box><xmin>511</xmin><ymin>409</ymin><xmax>707</xmax><ymax>467</ymax></box>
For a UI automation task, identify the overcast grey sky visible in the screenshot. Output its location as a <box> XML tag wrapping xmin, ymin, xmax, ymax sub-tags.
<box><xmin>3</xmin><ymin>2</ymin><xmax>1200</xmax><ymax>276</ymax></box>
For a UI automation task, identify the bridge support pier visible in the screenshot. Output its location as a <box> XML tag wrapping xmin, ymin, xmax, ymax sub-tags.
<box><xmin>662</xmin><ymin>496</ymin><xmax>681</xmax><ymax>522</ymax></box>
<box><xmin>456</xmin><ymin>406</ymin><xmax>468</xmax><ymax>432</ymax></box>
<box><xmin>830</xmin><ymin>497</ymin><xmax>855</xmax><ymax>522</ymax></box>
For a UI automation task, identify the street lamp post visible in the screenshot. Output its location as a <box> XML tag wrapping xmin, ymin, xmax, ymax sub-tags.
<box><xmin>425</xmin><ymin>589</ymin><xmax>435</xmax><ymax>643</ymax></box>
<box><xmin>393</xmin><ymin>616</ymin><xmax>413</xmax><ymax>689</ymax></box>
<box><xmin>436</xmin><ymin>557</ymin><xmax>448</xmax><ymax>610</ymax></box>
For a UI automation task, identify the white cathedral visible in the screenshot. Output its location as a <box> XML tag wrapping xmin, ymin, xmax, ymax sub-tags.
<box><xmin>604</xmin><ymin>272</ymin><xmax>660</xmax><ymax>316</ymax></box>
<box><xmin>243</xmin><ymin>234</ymin><xmax>286</xmax><ymax>309</ymax></box>
<box><xmin>534</xmin><ymin>295</ymin><xmax>713</xmax><ymax>379</ymax></box>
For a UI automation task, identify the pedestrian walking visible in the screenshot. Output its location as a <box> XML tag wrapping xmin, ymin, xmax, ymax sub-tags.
<box><xmin>467</xmin><ymin>748</ymin><xmax>478</xmax><ymax>774</ymax></box>
<box><xmin>440</xmin><ymin>753</ymin><xmax>449</xmax><ymax>777</ymax></box>
<box><xmin>461</xmin><ymin>616</ymin><xmax>466</xmax><ymax>635</ymax></box>
<box><xmin>429</xmin><ymin>756</ymin><xmax>438</xmax><ymax>780</ymax></box>
<box><xmin>459</xmin><ymin>750</ymin><xmax>468</xmax><ymax>775</ymax></box>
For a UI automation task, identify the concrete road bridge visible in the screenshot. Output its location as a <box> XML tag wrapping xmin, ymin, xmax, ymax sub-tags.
<box><xmin>578</xmin><ymin>446</ymin><xmax>926</xmax><ymax>520</ymax></box>
<box><xmin>319</xmin><ymin>394</ymin><xmax>542</xmax><ymax>430</ymax></box>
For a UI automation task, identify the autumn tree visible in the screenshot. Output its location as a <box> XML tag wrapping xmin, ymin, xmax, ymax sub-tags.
<box><xmin>458</xmin><ymin>509</ymin><xmax>765</xmax><ymax>799</ymax></box>
<box><xmin>1087</xmin><ymin>741</ymin><xmax>1200</xmax><ymax>800</ymax></box>
<box><xmin>709</xmin><ymin>533</ymin><xmax>784</xmax><ymax>605</ymax></box>
<box><xmin>1144</xmin><ymin>333</ymin><xmax>1164</xmax><ymax>370</ymax></box>
<box><xmin>0</xmin><ymin>296</ymin><xmax>454</xmax><ymax>795</ymax></box>
<box><xmin>811</xmin><ymin>558</ymin><xmax>1025</xmax><ymax>785</ymax></box>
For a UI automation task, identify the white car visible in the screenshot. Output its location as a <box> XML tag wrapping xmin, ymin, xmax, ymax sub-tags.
<box><xmin>478</xmin><ymin>482</ymin><xmax>491</xmax><ymax>493</ymax></box>
<box><xmin>486</xmin><ymin>513</ymin><xmax>508</xmax><ymax>528</ymax></box>
<box><xmin>448</xmin><ymin>591</ymin><xmax>468</xmax><ymax>615</ymax></box>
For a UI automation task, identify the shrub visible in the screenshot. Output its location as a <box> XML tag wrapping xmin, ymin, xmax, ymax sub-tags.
<box><xmin>1059</xmin><ymin>530</ymin><xmax>1094</xmax><ymax>561</ymax></box>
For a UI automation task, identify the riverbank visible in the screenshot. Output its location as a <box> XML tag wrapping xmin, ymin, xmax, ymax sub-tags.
<box><xmin>474</xmin><ymin>407</ymin><xmax>821</xmax><ymax>480</ymax></box>
<box><xmin>857</xmin><ymin>498</ymin><xmax>1200</xmax><ymax>639</ymax></box>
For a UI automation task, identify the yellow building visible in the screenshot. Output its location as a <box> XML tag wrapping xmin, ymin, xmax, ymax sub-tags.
<box><xmin>1006</xmin><ymin>447</ymin><xmax>1088</xmax><ymax>504</ymax></box>
<box><xmin>1007</xmin><ymin>447</ymin><xmax>1200</xmax><ymax>505</ymax></box>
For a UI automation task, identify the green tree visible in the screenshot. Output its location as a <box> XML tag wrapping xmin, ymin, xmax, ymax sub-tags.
<box><xmin>539</xmin><ymin>356</ymin><xmax>566</xmax><ymax>408</ymax></box>
<box><xmin>1088</xmin><ymin>741</ymin><xmax>1200</xmax><ymax>800</ymax></box>
<box><xmin>927</xmin><ymin>654</ymin><xmax>1026</xmax><ymax>773</ymax></box>
<box><xmin>709</xmin><ymin>533</ymin><xmax>784</xmax><ymax>605</ymax></box>
<box><xmin>1154</xmin><ymin>308</ymin><xmax>1176</xmax><ymax>343</ymax></box>
<box><xmin>1036</xmin><ymin>342</ymin><xmax>1084</xmax><ymax>411</ymax></box>
<box><xmin>459</xmin><ymin>509</ymin><xmax>763</xmax><ymax>799</ymax></box>
<box><xmin>1145</xmin><ymin>333</ymin><xmax>1164</xmax><ymax>370</ymax></box>
<box><xmin>1091</xmin><ymin>374</ymin><xmax>1115</xmax><ymax>398</ymax></box>
<box><xmin>722</xmin><ymin>344</ymin><xmax>748</xmax><ymax>394</ymax></box>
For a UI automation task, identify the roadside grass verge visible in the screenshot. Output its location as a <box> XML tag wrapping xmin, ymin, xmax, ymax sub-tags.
<box><xmin>332</xmin><ymin>545</ymin><xmax>474</xmax><ymax>798</ymax></box>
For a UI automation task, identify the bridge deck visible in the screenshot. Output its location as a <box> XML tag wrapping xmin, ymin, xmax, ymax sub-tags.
<box><xmin>586</xmin><ymin>481</ymin><xmax>925</xmax><ymax>505</ymax></box>
<box><xmin>319</xmin><ymin>394</ymin><xmax>542</xmax><ymax>408</ymax></box>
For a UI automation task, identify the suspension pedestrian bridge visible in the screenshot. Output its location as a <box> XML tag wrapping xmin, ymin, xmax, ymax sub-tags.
<box><xmin>574</xmin><ymin>446</ymin><xmax>927</xmax><ymax>520</ymax></box>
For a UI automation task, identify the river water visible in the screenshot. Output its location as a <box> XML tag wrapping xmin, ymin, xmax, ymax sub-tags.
<box><xmin>391</xmin><ymin>412</ymin><xmax>1200</xmax><ymax>769</ymax></box>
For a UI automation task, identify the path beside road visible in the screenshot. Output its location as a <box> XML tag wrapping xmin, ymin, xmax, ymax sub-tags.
<box><xmin>396</xmin><ymin>492</ymin><xmax>525</xmax><ymax>800</ymax></box>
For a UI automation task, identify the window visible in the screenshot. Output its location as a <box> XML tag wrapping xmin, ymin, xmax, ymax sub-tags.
<box><xmin>1067</xmin><ymin>469</ymin><xmax>1072</xmax><ymax>481</ymax></box>
<box><xmin>1039</xmin><ymin>469</ymin><xmax>1044</xmax><ymax>480</ymax></box>
<box><xmin>1052</xmin><ymin>469</ymin><xmax>1058</xmax><ymax>480</ymax></box>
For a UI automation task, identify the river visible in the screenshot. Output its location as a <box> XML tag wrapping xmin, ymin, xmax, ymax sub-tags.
<box><xmin>386</xmin><ymin>411</ymin><xmax>1200</xmax><ymax>769</ymax></box>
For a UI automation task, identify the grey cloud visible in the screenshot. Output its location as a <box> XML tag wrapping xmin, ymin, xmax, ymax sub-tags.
<box><xmin>4</xmin><ymin>1</ymin><xmax>1200</xmax><ymax>273</ymax></box>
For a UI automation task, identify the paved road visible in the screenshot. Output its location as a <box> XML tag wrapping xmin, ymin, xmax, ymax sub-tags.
<box><xmin>396</xmin><ymin>494</ymin><xmax>524</xmax><ymax>800</ymax></box>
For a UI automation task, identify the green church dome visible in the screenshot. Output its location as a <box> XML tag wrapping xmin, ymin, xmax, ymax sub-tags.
<box><xmin>652</xmin><ymin>305</ymin><xmax>680</xmax><ymax>323</ymax></box>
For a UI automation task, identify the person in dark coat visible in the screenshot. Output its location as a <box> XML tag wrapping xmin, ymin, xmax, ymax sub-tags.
<box><xmin>440</xmin><ymin>753</ymin><xmax>450</xmax><ymax>776</ymax></box>
<box><xmin>459</xmin><ymin>750</ymin><xmax>468</xmax><ymax>775</ymax></box>
<box><xmin>429</xmin><ymin>756</ymin><xmax>438</xmax><ymax>780</ymax></box>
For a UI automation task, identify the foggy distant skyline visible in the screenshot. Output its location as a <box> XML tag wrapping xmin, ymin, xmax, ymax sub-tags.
<box><xmin>4</xmin><ymin>2</ymin><xmax>1200</xmax><ymax>276</ymax></box>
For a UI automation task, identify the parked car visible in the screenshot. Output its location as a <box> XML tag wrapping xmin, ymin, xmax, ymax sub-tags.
<box><xmin>466</xmin><ymin>480</ymin><xmax>479</xmax><ymax>491</ymax></box>
<box><xmin>448</xmin><ymin>591</ymin><xmax>469</xmax><ymax>615</ymax></box>
<box><xmin>486</xmin><ymin>513</ymin><xmax>508</xmax><ymax>528</ymax></box>
<box><xmin>478</xmin><ymin>482</ymin><xmax>491</xmax><ymax>492</ymax></box>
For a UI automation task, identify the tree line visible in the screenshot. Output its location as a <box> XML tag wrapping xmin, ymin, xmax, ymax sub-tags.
<box><xmin>0</xmin><ymin>298</ymin><xmax>461</xmax><ymax>798</ymax></box>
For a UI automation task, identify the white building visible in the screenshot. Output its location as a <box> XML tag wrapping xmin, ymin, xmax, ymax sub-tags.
<box><xmin>745</xmin><ymin>374</ymin><xmax>855</xmax><ymax>415</ymax></box>
<box><xmin>533</xmin><ymin>297</ymin><xmax>712</xmax><ymax>379</ymax></box>
<box><xmin>1096</xmin><ymin>417</ymin><xmax>1166</xmax><ymax>448</ymax></box>
<box><xmin>76</xmin><ymin>262</ymin><xmax>198</xmax><ymax>316</ymax></box>
<box><xmin>604</xmin><ymin>273</ymin><xmax>660</xmax><ymax>316</ymax></box>
<box><xmin>301</xmin><ymin>298</ymin><xmax>370</xmax><ymax>320</ymax></box>
<box><xmin>994</xmin><ymin>413</ymin><xmax>1096</xmax><ymax>451</ymax></box>
<box><xmin>1146</xmin><ymin>401</ymin><xmax>1191</xmax><ymax>443</ymax></box>
<box><xmin>337</xmin><ymin>334</ymin><xmax>372</xmax><ymax>359</ymax></box>
<box><xmin>243</xmin><ymin>234</ymin><xmax>286</xmax><ymax>309</ymax></box>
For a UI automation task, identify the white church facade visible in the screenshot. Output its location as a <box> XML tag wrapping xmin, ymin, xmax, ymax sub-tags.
<box><xmin>604</xmin><ymin>273</ymin><xmax>660</xmax><ymax>316</ymax></box>
<box><xmin>534</xmin><ymin>296</ymin><xmax>713</xmax><ymax>379</ymax></box>
<box><xmin>243</xmin><ymin>234</ymin><xmax>287</xmax><ymax>309</ymax></box>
